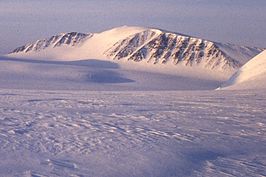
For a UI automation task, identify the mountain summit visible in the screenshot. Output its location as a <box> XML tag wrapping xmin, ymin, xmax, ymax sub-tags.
<box><xmin>9</xmin><ymin>26</ymin><xmax>262</xmax><ymax>72</ymax></box>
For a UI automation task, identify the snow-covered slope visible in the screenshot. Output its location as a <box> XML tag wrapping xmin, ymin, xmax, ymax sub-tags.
<box><xmin>105</xmin><ymin>29</ymin><xmax>261</xmax><ymax>71</ymax></box>
<box><xmin>222</xmin><ymin>50</ymin><xmax>266</xmax><ymax>90</ymax></box>
<box><xmin>9</xmin><ymin>26</ymin><xmax>262</xmax><ymax>73</ymax></box>
<box><xmin>0</xmin><ymin>56</ymin><xmax>222</xmax><ymax>91</ymax></box>
<box><xmin>9</xmin><ymin>26</ymin><xmax>147</xmax><ymax>60</ymax></box>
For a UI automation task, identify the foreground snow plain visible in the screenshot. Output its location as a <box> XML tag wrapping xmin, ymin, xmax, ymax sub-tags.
<box><xmin>0</xmin><ymin>89</ymin><xmax>265</xmax><ymax>177</ymax></box>
<box><xmin>0</xmin><ymin>56</ymin><xmax>265</xmax><ymax>176</ymax></box>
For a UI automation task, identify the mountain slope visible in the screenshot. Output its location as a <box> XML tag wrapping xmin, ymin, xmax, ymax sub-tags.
<box><xmin>12</xmin><ymin>32</ymin><xmax>91</xmax><ymax>53</ymax></box>
<box><xmin>9</xmin><ymin>26</ymin><xmax>262</xmax><ymax>73</ymax></box>
<box><xmin>105</xmin><ymin>29</ymin><xmax>252</xmax><ymax>71</ymax></box>
<box><xmin>222</xmin><ymin>50</ymin><xmax>266</xmax><ymax>90</ymax></box>
<box><xmin>9</xmin><ymin>26</ymin><xmax>147</xmax><ymax>60</ymax></box>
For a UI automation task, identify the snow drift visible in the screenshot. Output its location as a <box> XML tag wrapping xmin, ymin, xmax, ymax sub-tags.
<box><xmin>222</xmin><ymin>50</ymin><xmax>266</xmax><ymax>90</ymax></box>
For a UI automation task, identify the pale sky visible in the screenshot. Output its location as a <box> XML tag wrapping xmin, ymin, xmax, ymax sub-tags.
<box><xmin>0</xmin><ymin>0</ymin><xmax>266</xmax><ymax>54</ymax></box>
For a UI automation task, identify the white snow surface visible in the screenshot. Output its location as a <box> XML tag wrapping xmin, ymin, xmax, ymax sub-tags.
<box><xmin>0</xmin><ymin>56</ymin><xmax>225</xmax><ymax>91</ymax></box>
<box><xmin>222</xmin><ymin>50</ymin><xmax>266</xmax><ymax>90</ymax></box>
<box><xmin>0</xmin><ymin>89</ymin><xmax>265</xmax><ymax>176</ymax></box>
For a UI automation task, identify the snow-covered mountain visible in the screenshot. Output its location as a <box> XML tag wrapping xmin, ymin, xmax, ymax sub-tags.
<box><xmin>9</xmin><ymin>26</ymin><xmax>262</xmax><ymax>72</ymax></box>
<box><xmin>104</xmin><ymin>29</ymin><xmax>261</xmax><ymax>71</ymax></box>
<box><xmin>12</xmin><ymin>32</ymin><xmax>91</xmax><ymax>53</ymax></box>
<box><xmin>222</xmin><ymin>50</ymin><xmax>266</xmax><ymax>90</ymax></box>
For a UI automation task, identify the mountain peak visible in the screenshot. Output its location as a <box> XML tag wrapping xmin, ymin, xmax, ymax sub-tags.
<box><xmin>8</xmin><ymin>26</ymin><xmax>262</xmax><ymax>73</ymax></box>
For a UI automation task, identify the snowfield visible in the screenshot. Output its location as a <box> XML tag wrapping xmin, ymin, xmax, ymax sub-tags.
<box><xmin>0</xmin><ymin>56</ymin><xmax>224</xmax><ymax>91</ymax></box>
<box><xmin>1</xmin><ymin>33</ymin><xmax>266</xmax><ymax>176</ymax></box>
<box><xmin>0</xmin><ymin>89</ymin><xmax>265</xmax><ymax>176</ymax></box>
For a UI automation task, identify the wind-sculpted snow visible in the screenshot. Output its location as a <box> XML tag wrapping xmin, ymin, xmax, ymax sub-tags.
<box><xmin>0</xmin><ymin>90</ymin><xmax>265</xmax><ymax>176</ymax></box>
